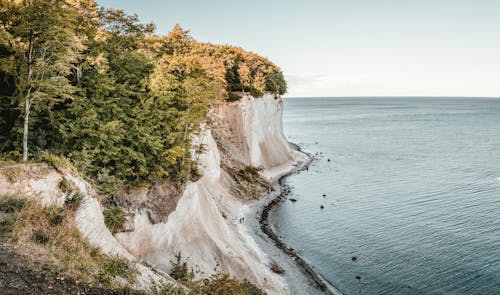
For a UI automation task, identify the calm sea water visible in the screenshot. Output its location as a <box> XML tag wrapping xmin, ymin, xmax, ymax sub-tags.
<box><xmin>273</xmin><ymin>97</ymin><xmax>500</xmax><ymax>295</ymax></box>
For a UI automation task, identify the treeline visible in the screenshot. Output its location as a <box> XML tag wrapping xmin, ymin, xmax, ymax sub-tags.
<box><xmin>0</xmin><ymin>0</ymin><xmax>286</xmax><ymax>189</ymax></box>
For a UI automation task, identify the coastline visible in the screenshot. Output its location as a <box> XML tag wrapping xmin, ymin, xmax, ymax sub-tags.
<box><xmin>245</xmin><ymin>144</ymin><xmax>343</xmax><ymax>295</ymax></box>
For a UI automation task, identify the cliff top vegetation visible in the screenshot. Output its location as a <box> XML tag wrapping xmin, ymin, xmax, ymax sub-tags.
<box><xmin>0</xmin><ymin>0</ymin><xmax>286</xmax><ymax>192</ymax></box>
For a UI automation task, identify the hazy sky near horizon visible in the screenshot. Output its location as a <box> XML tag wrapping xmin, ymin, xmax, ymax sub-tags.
<box><xmin>97</xmin><ymin>0</ymin><xmax>500</xmax><ymax>97</ymax></box>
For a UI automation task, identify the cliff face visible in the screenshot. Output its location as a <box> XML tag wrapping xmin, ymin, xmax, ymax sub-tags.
<box><xmin>0</xmin><ymin>94</ymin><xmax>307</xmax><ymax>294</ymax></box>
<box><xmin>114</xmin><ymin>94</ymin><xmax>307</xmax><ymax>294</ymax></box>
<box><xmin>212</xmin><ymin>94</ymin><xmax>303</xmax><ymax>179</ymax></box>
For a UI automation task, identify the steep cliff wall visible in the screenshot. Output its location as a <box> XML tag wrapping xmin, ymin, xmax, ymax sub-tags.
<box><xmin>115</xmin><ymin>94</ymin><xmax>307</xmax><ymax>294</ymax></box>
<box><xmin>0</xmin><ymin>94</ymin><xmax>307</xmax><ymax>294</ymax></box>
<box><xmin>212</xmin><ymin>94</ymin><xmax>305</xmax><ymax>179</ymax></box>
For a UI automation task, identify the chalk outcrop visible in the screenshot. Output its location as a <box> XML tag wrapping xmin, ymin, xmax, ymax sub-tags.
<box><xmin>116</xmin><ymin>94</ymin><xmax>307</xmax><ymax>294</ymax></box>
<box><xmin>0</xmin><ymin>94</ymin><xmax>308</xmax><ymax>294</ymax></box>
<box><xmin>0</xmin><ymin>163</ymin><xmax>170</xmax><ymax>289</ymax></box>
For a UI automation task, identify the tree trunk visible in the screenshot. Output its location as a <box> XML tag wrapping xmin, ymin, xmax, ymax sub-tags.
<box><xmin>22</xmin><ymin>99</ymin><xmax>30</xmax><ymax>161</ymax></box>
<box><xmin>23</xmin><ymin>34</ymin><xmax>34</xmax><ymax>161</ymax></box>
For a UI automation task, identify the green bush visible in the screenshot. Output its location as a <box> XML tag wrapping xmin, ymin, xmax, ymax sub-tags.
<box><xmin>170</xmin><ymin>253</ymin><xmax>193</xmax><ymax>284</ymax></box>
<box><xmin>47</xmin><ymin>207</ymin><xmax>66</xmax><ymax>226</ymax></box>
<box><xmin>58</xmin><ymin>177</ymin><xmax>74</xmax><ymax>193</ymax></box>
<box><xmin>97</xmin><ymin>256</ymin><xmax>135</xmax><ymax>285</ymax></box>
<box><xmin>36</xmin><ymin>151</ymin><xmax>73</xmax><ymax>170</ymax></box>
<box><xmin>64</xmin><ymin>192</ymin><xmax>84</xmax><ymax>210</ymax></box>
<box><xmin>103</xmin><ymin>204</ymin><xmax>126</xmax><ymax>233</ymax></box>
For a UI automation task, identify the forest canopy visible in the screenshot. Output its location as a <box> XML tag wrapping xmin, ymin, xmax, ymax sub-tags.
<box><xmin>0</xmin><ymin>0</ymin><xmax>286</xmax><ymax>189</ymax></box>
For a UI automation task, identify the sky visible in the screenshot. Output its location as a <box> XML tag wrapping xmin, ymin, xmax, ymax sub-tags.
<box><xmin>97</xmin><ymin>0</ymin><xmax>500</xmax><ymax>98</ymax></box>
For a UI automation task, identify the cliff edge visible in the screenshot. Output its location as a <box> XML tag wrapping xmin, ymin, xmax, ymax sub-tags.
<box><xmin>0</xmin><ymin>94</ymin><xmax>309</xmax><ymax>294</ymax></box>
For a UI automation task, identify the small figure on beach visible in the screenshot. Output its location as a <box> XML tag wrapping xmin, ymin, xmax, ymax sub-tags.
<box><xmin>320</xmin><ymin>205</ymin><xmax>324</xmax><ymax>209</ymax></box>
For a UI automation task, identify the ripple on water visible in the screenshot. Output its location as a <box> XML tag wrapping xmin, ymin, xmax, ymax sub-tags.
<box><xmin>274</xmin><ymin>97</ymin><xmax>500</xmax><ymax>295</ymax></box>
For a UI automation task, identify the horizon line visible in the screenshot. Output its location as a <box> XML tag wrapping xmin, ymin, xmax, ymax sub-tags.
<box><xmin>283</xmin><ymin>95</ymin><xmax>500</xmax><ymax>99</ymax></box>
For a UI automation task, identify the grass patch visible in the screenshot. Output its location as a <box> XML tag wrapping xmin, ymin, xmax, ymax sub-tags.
<box><xmin>1</xmin><ymin>166</ymin><xmax>24</xmax><ymax>182</ymax></box>
<box><xmin>59</xmin><ymin>176</ymin><xmax>75</xmax><ymax>193</ymax></box>
<box><xmin>103</xmin><ymin>204</ymin><xmax>126</xmax><ymax>233</ymax></box>
<box><xmin>236</xmin><ymin>166</ymin><xmax>262</xmax><ymax>182</ymax></box>
<box><xmin>10</xmin><ymin>196</ymin><xmax>136</xmax><ymax>287</ymax></box>
<box><xmin>0</xmin><ymin>195</ymin><xmax>26</xmax><ymax>213</ymax></box>
<box><xmin>223</xmin><ymin>165</ymin><xmax>270</xmax><ymax>200</ymax></box>
<box><xmin>64</xmin><ymin>192</ymin><xmax>84</xmax><ymax>211</ymax></box>
<box><xmin>97</xmin><ymin>256</ymin><xmax>135</xmax><ymax>285</ymax></box>
<box><xmin>36</xmin><ymin>151</ymin><xmax>73</xmax><ymax>170</ymax></box>
<box><xmin>155</xmin><ymin>255</ymin><xmax>266</xmax><ymax>295</ymax></box>
<box><xmin>0</xmin><ymin>195</ymin><xmax>26</xmax><ymax>240</ymax></box>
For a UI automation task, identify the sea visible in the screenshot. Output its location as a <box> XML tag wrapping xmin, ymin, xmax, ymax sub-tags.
<box><xmin>272</xmin><ymin>97</ymin><xmax>500</xmax><ymax>295</ymax></box>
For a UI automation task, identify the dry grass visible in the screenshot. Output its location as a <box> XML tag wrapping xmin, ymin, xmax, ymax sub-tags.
<box><xmin>223</xmin><ymin>164</ymin><xmax>270</xmax><ymax>200</ymax></box>
<box><xmin>35</xmin><ymin>151</ymin><xmax>74</xmax><ymax>171</ymax></box>
<box><xmin>1</xmin><ymin>166</ymin><xmax>24</xmax><ymax>182</ymax></box>
<box><xmin>9</xmin><ymin>195</ymin><xmax>136</xmax><ymax>287</ymax></box>
<box><xmin>58</xmin><ymin>176</ymin><xmax>76</xmax><ymax>193</ymax></box>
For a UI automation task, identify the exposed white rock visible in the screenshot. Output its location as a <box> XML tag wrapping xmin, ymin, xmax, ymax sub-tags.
<box><xmin>0</xmin><ymin>94</ymin><xmax>308</xmax><ymax>294</ymax></box>
<box><xmin>0</xmin><ymin>163</ymin><xmax>171</xmax><ymax>290</ymax></box>
<box><xmin>0</xmin><ymin>164</ymin><xmax>69</xmax><ymax>207</ymax></box>
<box><xmin>116</xmin><ymin>94</ymin><xmax>308</xmax><ymax>294</ymax></box>
<box><xmin>213</xmin><ymin>94</ymin><xmax>308</xmax><ymax>179</ymax></box>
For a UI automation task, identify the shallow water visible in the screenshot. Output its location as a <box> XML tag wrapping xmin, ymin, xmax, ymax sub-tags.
<box><xmin>272</xmin><ymin>97</ymin><xmax>500</xmax><ymax>295</ymax></box>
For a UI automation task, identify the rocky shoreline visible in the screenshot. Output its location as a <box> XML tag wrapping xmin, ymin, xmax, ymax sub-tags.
<box><xmin>259</xmin><ymin>144</ymin><xmax>342</xmax><ymax>295</ymax></box>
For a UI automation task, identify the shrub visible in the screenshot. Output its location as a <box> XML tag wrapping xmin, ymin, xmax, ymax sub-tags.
<box><xmin>0</xmin><ymin>195</ymin><xmax>26</xmax><ymax>213</ymax></box>
<box><xmin>103</xmin><ymin>204</ymin><xmax>126</xmax><ymax>233</ymax></box>
<box><xmin>236</xmin><ymin>166</ymin><xmax>263</xmax><ymax>183</ymax></box>
<box><xmin>59</xmin><ymin>176</ymin><xmax>74</xmax><ymax>193</ymax></box>
<box><xmin>36</xmin><ymin>151</ymin><xmax>73</xmax><ymax>170</ymax></box>
<box><xmin>170</xmin><ymin>253</ymin><xmax>193</xmax><ymax>284</ymax></box>
<box><xmin>64</xmin><ymin>192</ymin><xmax>84</xmax><ymax>211</ymax></box>
<box><xmin>97</xmin><ymin>256</ymin><xmax>135</xmax><ymax>285</ymax></box>
<box><xmin>227</xmin><ymin>91</ymin><xmax>242</xmax><ymax>102</ymax></box>
<box><xmin>47</xmin><ymin>206</ymin><xmax>66</xmax><ymax>226</ymax></box>
<box><xmin>32</xmin><ymin>230</ymin><xmax>50</xmax><ymax>244</ymax></box>
<box><xmin>163</xmin><ymin>254</ymin><xmax>266</xmax><ymax>295</ymax></box>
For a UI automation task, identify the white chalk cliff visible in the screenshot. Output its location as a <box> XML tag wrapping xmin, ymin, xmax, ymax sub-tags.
<box><xmin>0</xmin><ymin>94</ymin><xmax>308</xmax><ymax>294</ymax></box>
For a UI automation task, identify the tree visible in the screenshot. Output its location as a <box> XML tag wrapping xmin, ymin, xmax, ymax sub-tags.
<box><xmin>10</xmin><ymin>0</ymin><xmax>83</xmax><ymax>160</ymax></box>
<box><xmin>0</xmin><ymin>1</ymin><xmax>287</xmax><ymax>187</ymax></box>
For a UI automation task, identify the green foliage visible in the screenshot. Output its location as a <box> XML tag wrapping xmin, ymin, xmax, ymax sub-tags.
<box><xmin>59</xmin><ymin>176</ymin><xmax>73</xmax><ymax>193</ymax></box>
<box><xmin>0</xmin><ymin>0</ymin><xmax>287</xmax><ymax>193</ymax></box>
<box><xmin>170</xmin><ymin>253</ymin><xmax>194</xmax><ymax>284</ymax></box>
<box><xmin>64</xmin><ymin>192</ymin><xmax>84</xmax><ymax>211</ymax></box>
<box><xmin>236</xmin><ymin>166</ymin><xmax>263</xmax><ymax>183</ymax></box>
<box><xmin>36</xmin><ymin>151</ymin><xmax>73</xmax><ymax>169</ymax></box>
<box><xmin>164</xmin><ymin>254</ymin><xmax>266</xmax><ymax>295</ymax></box>
<box><xmin>97</xmin><ymin>256</ymin><xmax>135</xmax><ymax>285</ymax></box>
<box><xmin>103</xmin><ymin>204</ymin><xmax>126</xmax><ymax>233</ymax></box>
